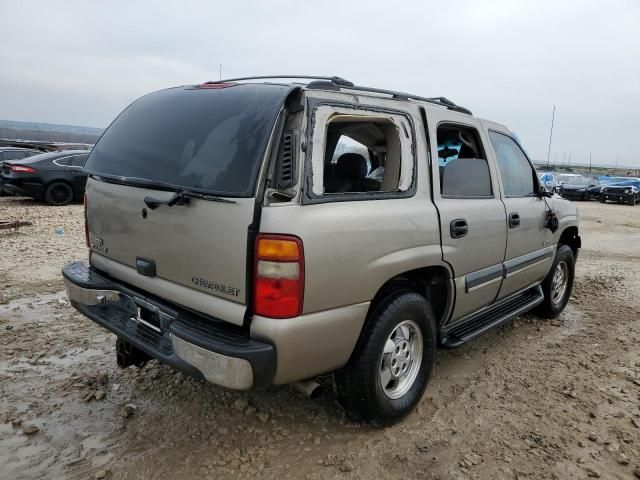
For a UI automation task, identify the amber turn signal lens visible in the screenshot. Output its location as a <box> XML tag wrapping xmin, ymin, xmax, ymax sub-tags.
<box><xmin>257</xmin><ymin>238</ymin><xmax>300</xmax><ymax>261</ymax></box>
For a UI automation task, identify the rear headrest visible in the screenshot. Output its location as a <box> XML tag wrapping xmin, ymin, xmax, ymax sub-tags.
<box><xmin>335</xmin><ymin>153</ymin><xmax>368</xmax><ymax>179</ymax></box>
<box><xmin>442</xmin><ymin>158</ymin><xmax>491</xmax><ymax>196</ymax></box>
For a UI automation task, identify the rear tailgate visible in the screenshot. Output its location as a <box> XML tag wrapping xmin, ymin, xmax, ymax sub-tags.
<box><xmin>83</xmin><ymin>83</ymin><xmax>292</xmax><ymax>326</ymax></box>
<box><xmin>87</xmin><ymin>179</ymin><xmax>255</xmax><ymax>325</ymax></box>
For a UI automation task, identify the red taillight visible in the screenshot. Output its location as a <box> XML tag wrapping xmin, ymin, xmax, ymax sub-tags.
<box><xmin>10</xmin><ymin>165</ymin><xmax>36</xmax><ymax>173</ymax></box>
<box><xmin>254</xmin><ymin>234</ymin><xmax>304</xmax><ymax>319</ymax></box>
<box><xmin>83</xmin><ymin>194</ymin><xmax>89</xmax><ymax>247</ymax></box>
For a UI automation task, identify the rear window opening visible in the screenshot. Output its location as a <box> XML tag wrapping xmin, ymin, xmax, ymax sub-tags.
<box><xmin>322</xmin><ymin>117</ymin><xmax>404</xmax><ymax>194</ymax></box>
<box><xmin>85</xmin><ymin>84</ymin><xmax>290</xmax><ymax>197</ymax></box>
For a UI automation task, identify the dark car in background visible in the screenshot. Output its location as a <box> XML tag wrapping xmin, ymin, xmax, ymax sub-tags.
<box><xmin>557</xmin><ymin>175</ymin><xmax>598</xmax><ymax>201</ymax></box>
<box><xmin>1</xmin><ymin>150</ymin><xmax>89</xmax><ymax>205</ymax></box>
<box><xmin>599</xmin><ymin>179</ymin><xmax>640</xmax><ymax>206</ymax></box>
<box><xmin>589</xmin><ymin>177</ymin><xmax>638</xmax><ymax>201</ymax></box>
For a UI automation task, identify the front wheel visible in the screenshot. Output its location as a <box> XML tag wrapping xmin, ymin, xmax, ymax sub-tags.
<box><xmin>534</xmin><ymin>244</ymin><xmax>575</xmax><ymax>319</ymax></box>
<box><xmin>599</xmin><ymin>196</ymin><xmax>606</xmax><ymax>203</ymax></box>
<box><xmin>628</xmin><ymin>196</ymin><xmax>636</xmax><ymax>206</ymax></box>
<box><xmin>335</xmin><ymin>290</ymin><xmax>436</xmax><ymax>426</ymax></box>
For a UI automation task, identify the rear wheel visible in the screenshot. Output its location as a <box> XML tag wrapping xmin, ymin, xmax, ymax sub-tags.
<box><xmin>534</xmin><ymin>244</ymin><xmax>575</xmax><ymax>319</ymax></box>
<box><xmin>44</xmin><ymin>182</ymin><xmax>74</xmax><ymax>206</ymax></box>
<box><xmin>335</xmin><ymin>290</ymin><xmax>436</xmax><ymax>425</ymax></box>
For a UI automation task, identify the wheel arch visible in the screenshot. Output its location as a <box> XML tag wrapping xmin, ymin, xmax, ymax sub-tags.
<box><xmin>367</xmin><ymin>265</ymin><xmax>454</xmax><ymax>329</ymax></box>
<box><xmin>558</xmin><ymin>226</ymin><xmax>580</xmax><ymax>257</ymax></box>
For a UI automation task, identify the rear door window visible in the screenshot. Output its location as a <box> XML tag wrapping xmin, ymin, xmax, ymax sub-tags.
<box><xmin>70</xmin><ymin>155</ymin><xmax>88</xmax><ymax>167</ymax></box>
<box><xmin>85</xmin><ymin>84</ymin><xmax>290</xmax><ymax>196</ymax></box>
<box><xmin>437</xmin><ymin>124</ymin><xmax>492</xmax><ymax>197</ymax></box>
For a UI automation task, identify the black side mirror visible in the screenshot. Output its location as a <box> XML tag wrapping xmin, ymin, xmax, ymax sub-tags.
<box><xmin>539</xmin><ymin>186</ymin><xmax>553</xmax><ymax>197</ymax></box>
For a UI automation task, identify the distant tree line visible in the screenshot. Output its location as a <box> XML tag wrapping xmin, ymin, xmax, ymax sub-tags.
<box><xmin>0</xmin><ymin>128</ymin><xmax>101</xmax><ymax>145</ymax></box>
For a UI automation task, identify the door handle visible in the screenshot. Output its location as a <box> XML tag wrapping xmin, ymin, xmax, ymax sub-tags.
<box><xmin>450</xmin><ymin>218</ymin><xmax>468</xmax><ymax>238</ymax></box>
<box><xmin>509</xmin><ymin>212</ymin><xmax>520</xmax><ymax>228</ymax></box>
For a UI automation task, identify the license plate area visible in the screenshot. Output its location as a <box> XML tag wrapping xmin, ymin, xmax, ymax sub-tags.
<box><xmin>135</xmin><ymin>306</ymin><xmax>161</xmax><ymax>332</ymax></box>
<box><xmin>130</xmin><ymin>298</ymin><xmax>175</xmax><ymax>334</ymax></box>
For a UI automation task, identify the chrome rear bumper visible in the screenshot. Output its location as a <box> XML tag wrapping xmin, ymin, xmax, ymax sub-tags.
<box><xmin>63</xmin><ymin>261</ymin><xmax>275</xmax><ymax>390</ymax></box>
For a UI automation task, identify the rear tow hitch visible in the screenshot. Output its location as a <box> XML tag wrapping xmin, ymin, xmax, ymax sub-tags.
<box><xmin>116</xmin><ymin>338</ymin><xmax>151</xmax><ymax>368</ymax></box>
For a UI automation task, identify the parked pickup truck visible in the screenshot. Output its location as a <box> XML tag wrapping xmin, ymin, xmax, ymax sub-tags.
<box><xmin>63</xmin><ymin>76</ymin><xmax>580</xmax><ymax>425</ymax></box>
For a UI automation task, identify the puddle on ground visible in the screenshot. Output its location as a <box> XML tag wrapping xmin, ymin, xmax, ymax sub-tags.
<box><xmin>1</xmin><ymin>291</ymin><xmax>114</xmax><ymax>480</ymax></box>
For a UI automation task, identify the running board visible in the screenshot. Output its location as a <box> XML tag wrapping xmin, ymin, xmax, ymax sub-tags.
<box><xmin>440</xmin><ymin>285</ymin><xmax>544</xmax><ymax>348</ymax></box>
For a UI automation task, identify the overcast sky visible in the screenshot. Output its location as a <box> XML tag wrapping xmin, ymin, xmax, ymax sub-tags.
<box><xmin>1</xmin><ymin>0</ymin><xmax>638</xmax><ymax>166</ymax></box>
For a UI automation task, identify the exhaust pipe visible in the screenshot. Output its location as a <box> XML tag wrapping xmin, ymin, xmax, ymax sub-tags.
<box><xmin>291</xmin><ymin>379</ymin><xmax>323</xmax><ymax>399</ymax></box>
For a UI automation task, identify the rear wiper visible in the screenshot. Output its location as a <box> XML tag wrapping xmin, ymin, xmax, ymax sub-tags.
<box><xmin>144</xmin><ymin>189</ymin><xmax>237</xmax><ymax>209</ymax></box>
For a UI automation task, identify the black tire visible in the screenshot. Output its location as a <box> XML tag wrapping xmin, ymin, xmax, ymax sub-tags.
<box><xmin>534</xmin><ymin>244</ymin><xmax>575</xmax><ymax>319</ymax></box>
<box><xmin>599</xmin><ymin>196</ymin><xmax>606</xmax><ymax>203</ymax></box>
<box><xmin>335</xmin><ymin>290</ymin><xmax>437</xmax><ymax>426</ymax></box>
<box><xmin>44</xmin><ymin>181</ymin><xmax>74</xmax><ymax>206</ymax></box>
<box><xmin>628</xmin><ymin>196</ymin><xmax>636</xmax><ymax>206</ymax></box>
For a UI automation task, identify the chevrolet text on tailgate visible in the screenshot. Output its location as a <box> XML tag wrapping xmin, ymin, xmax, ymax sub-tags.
<box><xmin>63</xmin><ymin>75</ymin><xmax>581</xmax><ymax>425</ymax></box>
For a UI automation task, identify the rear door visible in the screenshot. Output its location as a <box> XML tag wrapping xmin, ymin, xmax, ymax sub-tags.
<box><xmin>487</xmin><ymin>129</ymin><xmax>554</xmax><ymax>299</ymax></box>
<box><xmin>84</xmin><ymin>83</ymin><xmax>292</xmax><ymax>326</ymax></box>
<box><xmin>428</xmin><ymin>113</ymin><xmax>507</xmax><ymax>321</ymax></box>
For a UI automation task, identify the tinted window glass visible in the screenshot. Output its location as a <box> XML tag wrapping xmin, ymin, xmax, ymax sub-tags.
<box><xmin>3</xmin><ymin>151</ymin><xmax>26</xmax><ymax>160</ymax></box>
<box><xmin>489</xmin><ymin>132</ymin><xmax>535</xmax><ymax>196</ymax></box>
<box><xmin>71</xmin><ymin>155</ymin><xmax>88</xmax><ymax>167</ymax></box>
<box><xmin>85</xmin><ymin>84</ymin><xmax>289</xmax><ymax>196</ymax></box>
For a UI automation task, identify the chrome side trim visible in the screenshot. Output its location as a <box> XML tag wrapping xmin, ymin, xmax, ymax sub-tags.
<box><xmin>504</xmin><ymin>247</ymin><xmax>554</xmax><ymax>277</ymax></box>
<box><xmin>465</xmin><ymin>264</ymin><xmax>504</xmax><ymax>293</ymax></box>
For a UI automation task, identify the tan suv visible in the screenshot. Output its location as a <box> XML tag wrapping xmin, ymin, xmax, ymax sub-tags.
<box><xmin>63</xmin><ymin>76</ymin><xmax>581</xmax><ymax>424</ymax></box>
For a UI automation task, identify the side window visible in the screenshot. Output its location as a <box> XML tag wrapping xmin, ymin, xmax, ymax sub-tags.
<box><xmin>437</xmin><ymin>125</ymin><xmax>492</xmax><ymax>197</ymax></box>
<box><xmin>489</xmin><ymin>131</ymin><xmax>536</xmax><ymax>197</ymax></box>
<box><xmin>71</xmin><ymin>155</ymin><xmax>88</xmax><ymax>167</ymax></box>
<box><xmin>3</xmin><ymin>151</ymin><xmax>26</xmax><ymax>160</ymax></box>
<box><xmin>322</xmin><ymin>116</ymin><xmax>405</xmax><ymax>194</ymax></box>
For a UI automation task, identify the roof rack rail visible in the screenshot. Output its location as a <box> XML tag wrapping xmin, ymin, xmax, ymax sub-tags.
<box><xmin>202</xmin><ymin>75</ymin><xmax>472</xmax><ymax>115</ymax></box>
<box><xmin>203</xmin><ymin>75</ymin><xmax>354</xmax><ymax>87</ymax></box>
<box><xmin>329</xmin><ymin>85</ymin><xmax>472</xmax><ymax>115</ymax></box>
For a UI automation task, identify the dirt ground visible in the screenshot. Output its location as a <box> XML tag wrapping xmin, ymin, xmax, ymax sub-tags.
<box><xmin>1</xmin><ymin>195</ymin><xmax>639</xmax><ymax>480</ymax></box>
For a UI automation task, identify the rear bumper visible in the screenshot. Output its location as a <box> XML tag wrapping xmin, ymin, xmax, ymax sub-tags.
<box><xmin>0</xmin><ymin>177</ymin><xmax>44</xmax><ymax>199</ymax></box>
<box><xmin>62</xmin><ymin>261</ymin><xmax>275</xmax><ymax>390</ymax></box>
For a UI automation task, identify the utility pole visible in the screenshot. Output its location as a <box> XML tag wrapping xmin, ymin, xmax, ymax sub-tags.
<box><xmin>219</xmin><ymin>64</ymin><xmax>222</xmax><ymax>80</ymax></box>
<box><xmin>568</xmin><ymin>152</ymin><xmax>572</xmax><ymax>167</ymax></box>
<box><xmin>546</xmin><ymin>105</ymin><xmax>555</xmax><ymax>170</ymax></box>
<box><xmin>553</xmin><ymin>152</ymin><xmax>557</xmax><ymax>170</ymax></box>
<box><xmin>589</xmin><ymin>153</ymin><xmax>592</xmax><ymax>174</ymax></box>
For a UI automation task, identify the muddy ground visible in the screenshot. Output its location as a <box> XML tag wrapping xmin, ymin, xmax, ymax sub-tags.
<box><xmin>1</xmin><ymin>196</ymin><xmax>639</xmax><ymax>480</ymax></box>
